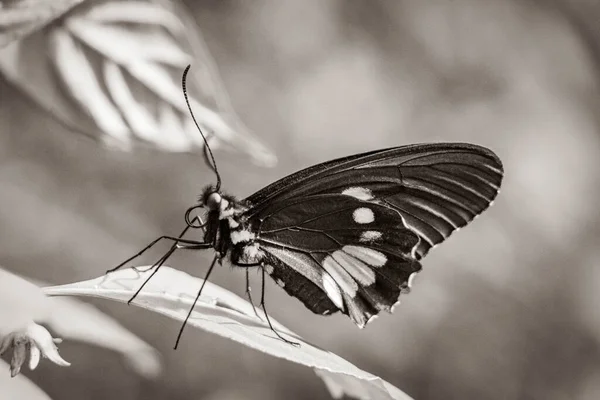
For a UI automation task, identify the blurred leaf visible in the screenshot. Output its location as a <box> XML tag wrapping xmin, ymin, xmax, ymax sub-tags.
<box><xmin>0</xmin><ymin>267</ymin><xmax>161</xmax><ymax>378</ymax></box>
<box><xmin>44</xmin><ymin>297</ymin><xmax>162</xmax><ymax>378</ymax></box>
<box><xmin>0</xmin><ymin>360</ymin><xmax>52</xmax><ymax>400</ymax></box>
<box><xmin>0</xmin><ymin>0</ymin><xmax>85</xmax><ymax>48</ymax></box>
<box><xmin>0</xmin><ymin>0</ymin><xmax>277</xmax><ymax>166</ymax></box>
<box><xmin>43</xmin><ymin>266</ymin><xmax>413</xmax><ymax>400</ymax></box>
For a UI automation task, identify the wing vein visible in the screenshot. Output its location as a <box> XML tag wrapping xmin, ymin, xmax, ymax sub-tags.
<box><xmin>378</xmin><ymin>199</ymin><xmax>437</xmax><ymax>246</ymax></box>
<box><xmin>407</xmin><ymin>169</ymin><xmax>493</xmax><ymax>203</ymax></box>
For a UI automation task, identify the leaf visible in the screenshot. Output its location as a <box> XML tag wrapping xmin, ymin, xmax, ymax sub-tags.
<box><xmin>43</xmin><ymin>266</ymin><xmax>413</xmax><ymax>400</ymax></box>
<box><xmin>49</xmin><ymin>26</ymin><xmax>131</xmax><ymax>146</ymax></box>
<box><xmin>103</xmin><ymin>59</ymin><xmax>161</xmax><ymax>144</ymax></box>
<box><xmin>0</xmin><ymin>0</ymin><xmax>277</xmax><ymax>166</ymax></box>
<box><xmin>0</xmin><ymin>267</ymin><xmax>161</xmax><ymax>378</ymax></box>
<box><xmin>0</xmin><ymin>0</ymin><xmax>85</xmax><ymax>48</ymax></box>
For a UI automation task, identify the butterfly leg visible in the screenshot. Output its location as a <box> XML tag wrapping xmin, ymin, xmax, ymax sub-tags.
<box><xmin>173</xmin><ymin>254</ymin><xmax>219</xmax><ymax>350</ymax></box>
<box><xmin>136</xmin><ymin>241</ymin><xmax>194</xmax><ymax>273</ymax></box>
<box><xmin>121</xmin><ymin>217</ymin><xmax>210</xmax><ymax>304</ymax></box>
<box><xmin>260</xmin><ymin>266</ymin><xmax>300</xmax><ymax>347</ymax></box>
<box><xmin>127</xmin><ymin>244</ymin><xmax>178</xmax><ymax>304</ymax></box>
<box><xmin>175</xmin><ymin>243</ymin><xmax>213</xmax><ymax>250</ymax></box>
<box><xmin>230</xmin><ymin>260</ymin><xmax>263</xmax><ymax>319</ymax></box>
<box><xmin>244</xmin><ymin>268</ymin><xmax>262</xmax><ymax>320</ymax></box>
<box><xmin>107</xmin><ymin>216</ymin><xmax>207</xmax><ymax>274</ymax></box>
<box><xmin>107</xmin><ymin>236</ymin><xmax>210</xmax><ymax>273</ymax></box>
<box><xmin>147</xmin><ymin>215</ymin><xmax>210</xmax><ymax>264</ymax></box>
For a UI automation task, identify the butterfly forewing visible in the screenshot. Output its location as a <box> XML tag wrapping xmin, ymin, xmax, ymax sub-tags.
<box><xmin>247</xmin><ymin>143</ymin><xmax>503</xmax><ymax>257</ymax></box>
<box><xmin>240</xmin><ymin>143</ymin><xmax>503</xmax><ymax>326</ymax></box>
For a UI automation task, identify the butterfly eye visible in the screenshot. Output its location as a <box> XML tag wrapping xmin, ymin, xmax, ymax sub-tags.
<box><xmin>205</xmin><ymin>192</ymin><xmax>222</xmax><ymax>210</ymax></box>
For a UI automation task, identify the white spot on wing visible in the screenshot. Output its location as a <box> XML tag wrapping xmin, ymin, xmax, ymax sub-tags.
<box><xmin>230</xmin><ymin>229</ymin><xmax>255</xmax><ymax>244</ymax></box>
<box><xmin>275</xmin><ymin>279</ymin><xmax>285</xmax><ymax>288</ymax></box>
<box><xmin>322</xmin><ymin>256</ymin><xmax>358</xmax><ymax>296</ymax></box>
<box><xmin>407</xmin><ymin>271</ymin><xmax>418</xmax><ymax>288</ymax></box>
<box><xmin>360</xmin><ymin>230</ymin><xmax>382</xmax><ymax>242</ymax></box>
<box><xmin>353</xmin><ymin>207</ymin><xmax>375</xmax><ymax>224</ymax></box>
<box><xmin>322</xmin><ymin>273</ymin><xmax>344</xmax><ymax>310</ymax></box>
<box><xmin>342</xmin><ymin>187</ymin><xmax>374</xmax><ymax>201</ymax></box>
<box><xmin>331</xmin><ymin>251</ymin><xmax>375</xmax><ymax>286</ymax></box>
<box><xmin>343</xmin><ymin>245</ymin><xmax>387</xmax><ymax>267</ymax></box>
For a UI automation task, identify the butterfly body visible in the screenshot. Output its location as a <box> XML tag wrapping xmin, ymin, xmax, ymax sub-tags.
<box><xmin>194</xmin><ymin>143</ymin><xmax>504</xmax><ymax>328</ymax></box>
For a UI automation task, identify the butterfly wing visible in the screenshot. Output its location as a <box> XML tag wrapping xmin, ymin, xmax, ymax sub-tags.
<box><xmin>243</xmin><ymin>143</ymin><xmax>503</xmax><ymax>326</ymax></box>
<box><xmin>256</xmin><ymin>194</ymin><xmax>422</xmax><ymax>326</ymax></box>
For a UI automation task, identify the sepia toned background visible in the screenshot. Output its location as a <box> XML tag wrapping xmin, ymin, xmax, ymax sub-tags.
<box><xmin>2</xmin><ymin>0</ymin><xmax>600</xmax><ymax>399</ymax></box>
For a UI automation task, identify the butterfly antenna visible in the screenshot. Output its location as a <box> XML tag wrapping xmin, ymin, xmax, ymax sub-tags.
<box><xmin>182</xmin><ymin>65</ymin><xmax>222</xmax><ymax>191</ymax></box>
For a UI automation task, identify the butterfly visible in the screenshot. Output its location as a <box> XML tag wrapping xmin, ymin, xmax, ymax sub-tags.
<box><xmin>110</xmin><ymin>66</ymin><xmax>504</xmax><ymax>347</ymax></box>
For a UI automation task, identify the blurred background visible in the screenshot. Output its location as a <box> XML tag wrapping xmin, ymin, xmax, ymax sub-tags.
<box><xmin>2</xmin><ymin>0</ymin><xmax>600</xmax><ymax>399</ymax></box>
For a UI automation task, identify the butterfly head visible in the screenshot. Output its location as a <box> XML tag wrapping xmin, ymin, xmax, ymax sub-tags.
<box><xmin>202</xmin><ymin>187</ymin><xmax>223</xmax><ymax>211</ymax></box>
<box><xmin>184</xmin><ymin>185</ymin><xmax>224</xmax><ymax>228</ymax></box>
<box><xmin>199</xmin><ymin>185</ymin><xmax>237</xmax><ymax>219</ymax></box>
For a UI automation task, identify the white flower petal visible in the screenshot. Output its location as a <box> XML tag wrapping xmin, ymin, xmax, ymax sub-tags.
<box><xmin>10</xmin><ymin>337</ymin><xmax>27</xmax><ymax>377</ymax></box>
<box><xmin>28</xmin><ymin>344</ymin><xmax>40</xmax><ymax>370</ymax></box>
<box><xmin>1</xmin><ymin>323</ymin><xmax>71</xmax><ymax>377</ymax></box>
<box><xmin>0</xmin><ymin>334</ymin><xmax>11</xmax><ymax>355</ymax></box>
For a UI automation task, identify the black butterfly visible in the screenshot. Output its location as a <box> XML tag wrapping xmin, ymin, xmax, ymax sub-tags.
<box><xmin>111</xmin><ymin>66</ymin><xmax>503</xmax><ymax>347</ymax></box>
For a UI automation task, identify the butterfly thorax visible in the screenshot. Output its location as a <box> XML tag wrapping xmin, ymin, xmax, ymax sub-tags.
<box><xmin>201</xmin><ymin>189</ymin><xmax>260</xmax><ymax>264</ymax></box>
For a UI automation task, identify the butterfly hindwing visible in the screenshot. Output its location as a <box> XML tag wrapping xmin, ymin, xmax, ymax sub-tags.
<box><xmin>262</xmin><ymin>251</ymin><xmax>339</xmax><ymax>316</ymax></box>
<box><xmin>253</xmin><ymin>194</ymin><xmax>422</xmax><ymax>326</ymax></box>
<box><xmin>240</xmin><ymin>143</ymin><xmax>503</xmax><ymax>326</ymax></box>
